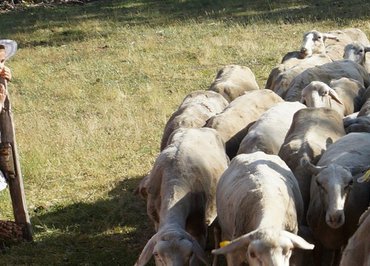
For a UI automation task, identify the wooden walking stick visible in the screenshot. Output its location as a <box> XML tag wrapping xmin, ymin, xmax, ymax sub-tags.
<box><xmin>0</xmin><ymin>40</ymin><xmax>32</xmax><ymax>241</ymax></box>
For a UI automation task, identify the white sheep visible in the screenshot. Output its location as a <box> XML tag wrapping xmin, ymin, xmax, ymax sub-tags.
<box><xmin>135</xmin><ymin>127</ymin><xmax>229</xmax><ymax>266</ymax></box>
<box><xmin>313</xmin><ymin>28</ymin><xmax>370</xmax><ymax>61</ymax></box>
<box><xmin>212</xmin><ymin>151</ymin><xmax>314</xmax><ymax>266</ymax></box>
<box><xmin>278</xmin><ymin>107</ymin><xmax>346</xmax><ymax>221</ymax></box>
<box><xmin>160</xmin><ymin>90</ymin><xmax>228</xmax><ymax>151</ymax></box>
<box><xmin>267</xmin><ymin>28</ymin><xmax>369</xmax><ymax>96</ymax></box>
<box><xmin>272</xmin><ymin>54</ymin><xmax>332</xmax><ymax>97</ymax></box>
<box><xmin>237</xmin><ymin>101</ymin><xmax>306</xmax><ymax>155</ymax></box>
<box><xmin>205</xmin><ymin>89</ymin><xmax>283</xmax><ymax>159</ymax></box>
<box><xmin>265</xmin><ymin>29</ymin><xmax>339</xmax><ymax>95</ymax></box>
<box><xmin>300</xmin><ymin>77</ymin><xmax>365</xmax><ymax>116</ymax></box>
<box><xmin>284</xmin><ymin>59</ymin><xmax>370</xmax><ymax>102</ymax></box>
<box><xmin>298</xmin><ymin>30</ymin><xmax>339</xmax><ymax>59</ymax></box>
<box><xmin>279</xmin><ymin>29</ymin><xmax>341</xmax><ymax>63</ymax></box>
<box><xmin>343</xmin><ymin>42</ymin><xmax>370</xmax><ymax>72</ymax></box>
<box><xmin>208</xmin><ymin>64</ymin><xmax>260</xmax><ymax>102</ymax></box>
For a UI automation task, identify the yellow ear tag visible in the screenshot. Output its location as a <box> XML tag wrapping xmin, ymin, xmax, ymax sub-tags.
<box><xmin>358</xmin><ymin>169</ymin><xmax>370</xmax><ymax>183</ymax></box>
<box><xmin>220</xmin><ymin>241</ymin><xmax>231</xmax><ymax>248</ymax></box>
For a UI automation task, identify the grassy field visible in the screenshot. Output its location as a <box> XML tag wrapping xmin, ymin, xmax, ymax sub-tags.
<box><xmin>0</xmin><ymin>0</ymin><xmax>369</xmax><ymax>265</ymax></box>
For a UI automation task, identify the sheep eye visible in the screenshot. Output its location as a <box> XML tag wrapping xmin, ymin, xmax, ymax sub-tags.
<box><xmin>250</xmin><ymin>251</ymin><xmax>256</xmax><ymax>258</ymax></box>
<box><xmin>359</xmin><ymin>49</ymin><xmax>364</xmax><ymax>53</ymax></box>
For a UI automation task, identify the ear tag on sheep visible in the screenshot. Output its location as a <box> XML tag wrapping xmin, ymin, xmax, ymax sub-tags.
<box><xmin>220</xmin><ymin>241</ymin><xmax>231</xmax><ymax>248</ymax></box>
<box><xmin>358</xmin><ymin>169</ymin><xmax>370</xmax><ymax>183</ymax></box>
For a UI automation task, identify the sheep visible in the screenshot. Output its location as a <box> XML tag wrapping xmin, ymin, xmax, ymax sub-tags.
<box><xmin>286</xmin><ymin>27</ymin><xmax>370</xmax><ymax>62</ymax></box>
<box><xmin>265</xmin><ymin>57</ymin><xmax>303</xmax><ymax>93</ymax></box>
<box><xmin>291</xmin><ymin>27</ymin><xmax>369</xmax><ymax>61</ymax></box>
<box><xmin>212</xmin><ymin>151</ymin><xmax>314</xmax><ymax>266</ymax></box>
<box><xmin>205</xmin><ymin>89</ymin><xmax>283</xmax><ymax>159</ymax></box>
<box><xmin>267</xmin><ymin>28</ymin><xmax>369</xmax><ymax>94</ymax></box>
<box><xmin>237</xmin><ymin>101</ymin><xmax>306</xmax><ymax>155</ymax></box>
<box><xmin>339</xmin><ymin>207</ymin><xmax>370</xmax><ymax>266</ymax></box>
<box><xmin>265</xmin><ymin>30</ymin><xmax>337</xmax><ymax>94</ymax></box>
<box><xmin>303</xmin><ymin>133</ymin><xmax>370</xmax><ymax>265</ymax></box>
<box><xmin>279</xmin><ymin>29</ymin><xmax>343</xmax><ymax>63</ymax></box>
<box><xmin>160</xmin><ymin>90</ymin><xmax>228</xmax><ymax>151</ymax></box>
<box><xmin>278</xmin><ymin>107</ymin><xmax>346</xmax><ymax>221</ymax></box>
<box><xmin>300</xmin><ymin>77</ymin><xmax>365</xmax><ymax>117</ymax></box>
<box><xmin>357</xmin><ymin>85</ymin><xmax>370</xmax><ymax>117</ymax></box>
<box><xmin>305</xmin><ymin>132</ymin><xmax>370</xmax><ymax>229</ymax></box>
<box><xmin>344</xmin><ymin>114</ymin><xmax>370</xmax><ymax>133</ymax></box>
<box><xmin>135</xmin><ymin>127</ymin><xmax>229</xmax><ymax>266</ymax></box>
<box><xmin>298</xmin><ymin>30</ymin><xmax>340</xmax><ymax>60</ymax></box>
<box><xmin>323</xmin><ymin>28</ymin><xmax>370</xmax><ymax>61</ymax></box>
<box><xmin>208</xmin><ymin>64</ymin><xmax>260</xmax><ymax>102</ymax></box>
<box><xmin>343</xmin><ymin>85</ymin><xmax>370</xmax><ymax>133</ymax></box>
<box><xmin>272</xmin><ymin>54</ymin><xmax>332</xmax><ymax>97</ymax></box>
<box><xmin>278</xmin><ymin>108</ymin><xmax>345</xmax><ymax>265</ymax></box>
<box><xmin>343</xmin><ymin>42</ymin><xmax>370</xmax><ymax>72</ymax></box>
<box><xmin>284</xmin><ymin>59</ymin><xmax>370</xmax><ymax>102</ymax></box>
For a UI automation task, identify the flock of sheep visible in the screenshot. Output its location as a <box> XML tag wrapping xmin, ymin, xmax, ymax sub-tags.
<box><xmin>134</xmin><ymin>27</ymin><xmax>370</xmax><ymax>266</ymax></box>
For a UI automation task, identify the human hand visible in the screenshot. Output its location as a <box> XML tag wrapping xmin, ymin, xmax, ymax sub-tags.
<box><xmin>0</xmin><ymin>64</ymin><xmax>11</xmax><ymax>81</ymax></box>
<box><xmin>0</xmin><ymin>84</ymin><xmax>7</xmax><ymax>109</ymax></box>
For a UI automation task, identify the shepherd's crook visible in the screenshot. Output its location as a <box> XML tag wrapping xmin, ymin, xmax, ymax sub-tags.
<box><xmin>0</xmin><ymin>39</ymin><xmax>32</xmax><ymax>241</ymax></box>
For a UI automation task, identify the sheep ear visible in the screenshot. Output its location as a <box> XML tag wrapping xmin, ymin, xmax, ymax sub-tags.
<box><xmin>364</xmin><ymin>46</ymin><xmax>370</xmax><ymax>53</ymax></box>
<box><xmin>212</xmin><ymin>232</ymin><xmax>253</xmax><ymax>255</ymax></box>
<box><xmin>183</xmin><ymin>231</ymin><xmax>209</xmax><ymax>265</ymax></box>
<box><xmin>134</xmin><ymin>174</ymin><xmax>150</xmax><ymax>199</ymax></box>
<box><xmin>322</xmin><ymin>33</ymin><xmax>339</xmax><ymax>42</ymax></box>
<box><xmin>135</xmin><ymin>234</ymin><xmax>157</xmax><ymax>266</ymax></box>
<box><xmin>281</xmin><ymin>231</ymin><xmax>315</xmax><ymax>250</ymax></box>
<box><xmin>191</xmin><ymin>239</ymin><xmax>209</xmax><ymax>265</ymax></box>
<box><xmin>300</xmin><ymin>156</ymin><xmax>324</xmax><ymax>175</ymax></box>
<box><xmin>328</xmin><ymin>88</ymin><xmax>344</xmax><ymax>105</ymax></box>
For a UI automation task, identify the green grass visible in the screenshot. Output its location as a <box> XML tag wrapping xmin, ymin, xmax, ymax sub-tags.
<box><xmin>0</xmin><ymin>0</ymin><xmax>369</xmax><ymax>264</ymax></box>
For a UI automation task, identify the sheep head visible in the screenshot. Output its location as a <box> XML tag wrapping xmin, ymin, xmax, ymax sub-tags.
<box><xmin>135</xmin><ymin>228</ymin><xmax>208</xmax><ymax>266</ymax></box>
<box><xmin>307</xmin><ymin>163</ymin><xmax>354</xmax><ymax>229</ymax></box>
<box><xmin>343</xmin><ymin>42</ymin><xmax>370</xmax><ymax>66</ymax></box>
<box><xmin>300</xmin><ymin>30</ymin><xmax>339</xmax><ymax>58</ymax></box>
<box><xmin>212</xmin><ymin>228</ymin><xmax>314</xmax><ymax>266</ymax></box>
<box><xmin>300</xmin><ymin>81</ymin><xmax>343</xmax><ymax>108</ymax></box>
<box><xmin>305</xmin><ymin>161</ymin><xmax>369</xmax><ymax>229</ymax></box>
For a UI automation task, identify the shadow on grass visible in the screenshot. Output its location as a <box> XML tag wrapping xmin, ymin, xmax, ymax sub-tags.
<box><xmin>25</xmin><ymin>175</ymin><xmax>155</xmax><ymax>265</ymax></box>
<box><xmin>1</xmin><ymin>0</ymin><xmax>370</xmax><ymax>48</ymax></box>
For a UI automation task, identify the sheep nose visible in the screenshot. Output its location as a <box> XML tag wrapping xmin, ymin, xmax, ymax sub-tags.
<box><xmin>327</xmin><ymin>211</ymin><xmax>345</xmax><ymax>229</ymax></box>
